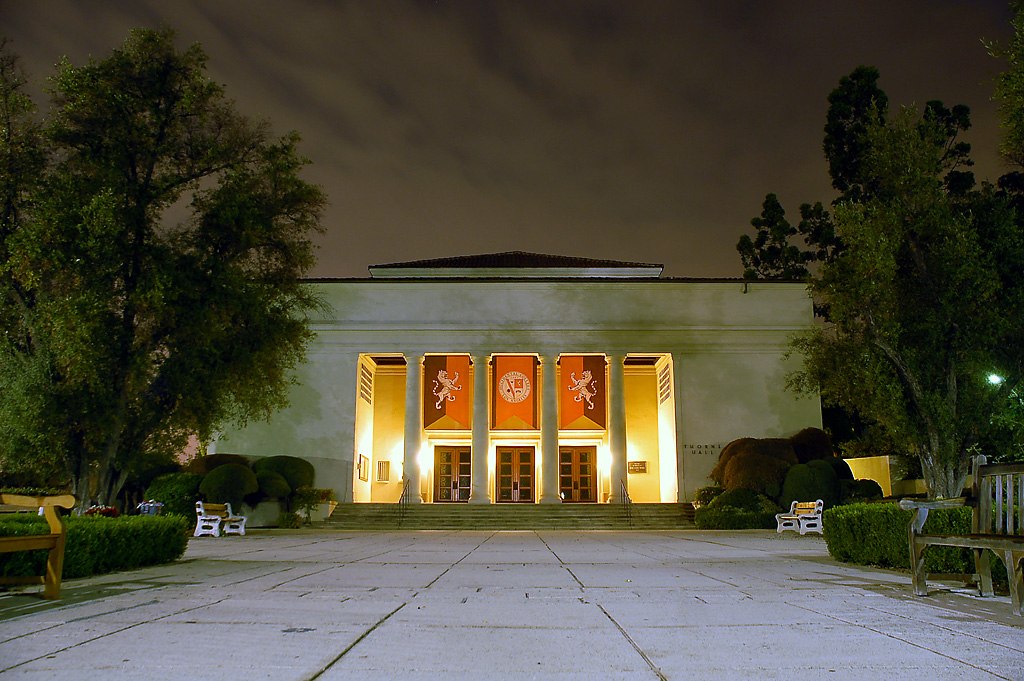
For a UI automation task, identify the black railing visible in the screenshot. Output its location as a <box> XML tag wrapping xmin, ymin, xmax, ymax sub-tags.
<box><xmin>398</xmin><ymin>478</ymin><xmax>411</xmax><ymax>526</ymax></box>
<box><xmin>619</xmin><ymin>479</ymin><xmax>633</xmax><ymax>527</ymax></box>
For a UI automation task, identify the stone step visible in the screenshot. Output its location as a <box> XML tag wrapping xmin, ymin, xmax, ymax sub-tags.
<box><xmin>323</xmin><ymin>503</ymin><xmax>695</xmax><ymax>530</ymax></box>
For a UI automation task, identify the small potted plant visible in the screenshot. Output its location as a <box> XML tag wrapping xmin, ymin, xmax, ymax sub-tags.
<box><xmin>292</xmin><ymin>487</ymin><xmax>337</xmax><ymax>524</ymax></box>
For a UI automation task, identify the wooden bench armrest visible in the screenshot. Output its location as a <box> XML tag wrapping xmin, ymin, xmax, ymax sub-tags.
<box><xmin>898</xmin><ymin>497</ymin><xmax>966</xmax><ymax>511</ymax></box>
<box><xmin>0</xmin><ymin>493</ymin><xmax>74</xmax><ymax>535</ymax></box>
<box><xmin>0</xmin><ymin>493</ymin><xmax>75</xmax><ymax>600</ymax></box>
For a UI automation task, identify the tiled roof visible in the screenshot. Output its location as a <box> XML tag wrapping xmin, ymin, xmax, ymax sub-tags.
<box><xmin>371</xmin><ymin>251</ymin><xmax>663</xmax><ymax>270</ymax></box>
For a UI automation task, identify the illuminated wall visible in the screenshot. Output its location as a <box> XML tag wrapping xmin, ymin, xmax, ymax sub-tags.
<box><xmin>220</xmin><ymin>269</ymin><xmax>821</xmax><ymax>503</ymax></box>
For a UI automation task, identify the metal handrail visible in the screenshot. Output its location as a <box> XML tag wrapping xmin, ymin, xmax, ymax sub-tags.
<box><xmin>398</xmin><ymin>478</ymin><xmax>411</xmax><ymax>526</ymax></box>
<box><xmin>619</xmin><ymin>479</ymin><xmax>633</xmax><ymax>527</ymax></box>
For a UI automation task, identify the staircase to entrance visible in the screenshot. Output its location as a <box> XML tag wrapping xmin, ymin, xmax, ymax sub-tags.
<box><xmin>323</xmin><ymin>503</ymin><xmax>696</xmax><ymax>530</ymax></box>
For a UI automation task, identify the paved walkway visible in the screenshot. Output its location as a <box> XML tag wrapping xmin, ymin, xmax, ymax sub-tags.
<box><xmin>0</xmin><ymin>529</ymin><xmax>1021</xmax><ymax>680</ymax></box>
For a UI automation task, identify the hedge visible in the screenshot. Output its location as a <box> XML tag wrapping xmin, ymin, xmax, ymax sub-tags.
<box><xmin>822</xmin><ymin>502</ymin><xmax>1007</xmax><ymax>580</ymax></box>
<box><xmin>0</xmin><ymin>514</ymin><xmax>190</xmax><ymax>580</ymax></box>
<box><xmin>694</xmin><ymin>507</ymin><xmax>777</xmax><ymax>529</ymax></box>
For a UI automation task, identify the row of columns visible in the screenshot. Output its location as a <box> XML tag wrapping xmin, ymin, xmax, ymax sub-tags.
<box><xmin>401</xmin><ymin>352</ymin><xmax>629</xmax><ymax>503</ymax></box>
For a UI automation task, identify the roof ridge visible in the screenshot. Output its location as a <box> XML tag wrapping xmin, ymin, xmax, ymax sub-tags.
<box><xmin>371</xmin><ymin>251</ymin><xmax>663</xmax><ymax>270</ymax></box>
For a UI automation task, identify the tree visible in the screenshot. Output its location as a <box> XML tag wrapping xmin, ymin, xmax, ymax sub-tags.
<box><xmin>736</xmin><ymin>67</ymin><xmax>971</xmax><ymax>279</ymax></box>
<box><xmin>823</xmin><ymin>65</ymin><xmax>888</xmax><ymax>200</ymax></box>
<box><xmin>0</xmin><ymin>29</ymin><xmax>325</xmax><ymax>509</ymax></box>
<box><xmin>736</xmin><ymin>194</ymin><xmax>810</xmax><ymax>280</ymax></box>
<box><xmin>788</xmin><ymin>109</ymin><xmax>1023</xmax><ymax>498</ymax></box>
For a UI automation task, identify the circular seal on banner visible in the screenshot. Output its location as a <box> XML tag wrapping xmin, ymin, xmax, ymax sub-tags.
<box><xmin>498</xmin><ymin>371</ymin><xmax>531</xmax><ymax>403</ymax></box>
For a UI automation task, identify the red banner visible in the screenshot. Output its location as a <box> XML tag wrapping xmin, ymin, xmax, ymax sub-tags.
<box><xmin>491</xmin><ymin>355</ymin><xmax>538</xmax><ymax>430</ymax></box>
<box><xmin>423</xmin><ymin>355</ymin><xmax>471</xmax><ymax>430</ymax></box>
<box><xmin>559</xmin><ymin>355</ymin><xmax>606</xmax><ymax>429</ymax></box>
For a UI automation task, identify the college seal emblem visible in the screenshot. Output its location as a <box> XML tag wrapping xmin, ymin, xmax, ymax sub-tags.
<box><xmin>498</xmin><ymin>371</ymin><xmax>531</xmax><ymax>403</ymax></box>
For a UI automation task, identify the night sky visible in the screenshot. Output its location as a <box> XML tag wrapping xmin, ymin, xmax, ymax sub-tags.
<box><xmin>1</xmin><ymin>1</ymin><xmax>1014</xmax><ymax>278</ymax></box>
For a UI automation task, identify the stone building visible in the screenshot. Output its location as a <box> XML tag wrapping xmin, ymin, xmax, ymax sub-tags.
<box><xmin>219</xmin><ymin>252</ymin><xmax>821</xmax><ymax>504</ymax></box>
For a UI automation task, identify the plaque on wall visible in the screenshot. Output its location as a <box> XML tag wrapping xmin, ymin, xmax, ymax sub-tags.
<box><xmin>627</xmin><ymin>461</ymin><xmax>648</xmax><ymax>474</ymax></box>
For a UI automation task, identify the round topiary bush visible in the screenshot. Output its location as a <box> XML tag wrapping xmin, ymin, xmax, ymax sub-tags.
<box><xmin>707</xmin><ymin>487</ymin><xmax>762</xmax><ymax>511</ymax></box>
<box><xmin>780</xmin><ymin>459</ymin><xmax>840</xmax><ymax>510</ymax></box>
<box><xmin>257</xmin><ymin>470</ymin><xmax>291</xmax><ymax>500</ymax></box>
<box><xmin>711</xmin><ymin>438</ymin><xmax>798</xmax><ymax>485</ymax></box>
<box><xmin>826</xmin><ymin>456</ymin><xmax>854</xmax><ymax>480</ymax></box>
<box><xmin>790</xmin><ymin>427</ymin><xmax>833</xmax><ymax>463</ymax></box>
<box><xmin>721</xmin><ymin>451</ymin><xmax>792</xmax><ymax>499</ymax></box>
<box><xmin>144</xmin><ymin>472</ymin><xmax>204</xmax><ymax>516</ymax></box>
<box><xmin>186</xmin><ymin>453</ymin><xmax>250</xmax><ymax>475</ymax></box>
<box><xmin>199</xmin><ymin>463</ymin><xmax>258</xmax><ymax>509</ymax></box>
<box><xmin>840</xmin><ymin>478</ymin><xmax>884</xmax><ymax>502</ymax></box>
<box><xmin>252</xmin><ymin>456</ymin><xmax>315</xmax><ymax>491</ymax></box>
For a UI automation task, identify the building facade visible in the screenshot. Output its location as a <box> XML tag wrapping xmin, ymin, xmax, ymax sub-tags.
<box><xmin>219</xmin><ymin>252</ymin><xmax>822</xmax><ymax>504</ymax></box>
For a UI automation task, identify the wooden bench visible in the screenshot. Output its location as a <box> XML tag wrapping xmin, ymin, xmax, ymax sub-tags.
<box><xmin>193</xmin><ymin>501</ymin><xmax>247</xmax><ymax>537</ymax></box>
<box><xmin>899</xmin><ymin>455</ymin><xmax>1024</xmax><ymax>616</ymax></box>
<box><xmin>0</xmin><ymin>493</ymin><xmax>76</xmax><ymax>599</ymax></box>
<box><xmin>776</xmin><ymin>499</ymin><xmax>823</xmax><ymax>535</ymax></box>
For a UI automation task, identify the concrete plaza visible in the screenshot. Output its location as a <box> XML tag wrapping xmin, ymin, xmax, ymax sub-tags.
<box><xmin>0</xmin><ymin>529</ymin><xmax>1021</xmax><ymax>680</ymax></box>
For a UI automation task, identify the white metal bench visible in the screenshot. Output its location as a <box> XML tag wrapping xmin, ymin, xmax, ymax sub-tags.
<box><xmin>776</xmin><ymin>499</ymin><xmax>824</xmax><ymax>535</ymax></box>
<box><xmin>194</xmin><ymin>501</ymin><xmax>247</xmax><ymax>537</ymax></box>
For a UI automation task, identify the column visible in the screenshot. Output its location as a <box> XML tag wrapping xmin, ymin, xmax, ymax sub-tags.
<box><xmin>539</xmin><ymin>353</ymin><xmax>560</xmax><ymax>503</ymax></box>
<box><xmin>607</xmin><ymin>353</ymin><xmax>627</xmax><ymax>503</ymax></box>
<box><xmin>468</xmin><ymin>353</ymin><xmax>490</xmax><ymax>503</ymax></box>
<box><xmin>402</xmin><ymin>353</ymin><xmax>424</xmax><ymax>503</ymax></box>
<box><xmin>672</xmin><ymin>352</ymin><xmax>687</xmax><ymax>503</ymax></box>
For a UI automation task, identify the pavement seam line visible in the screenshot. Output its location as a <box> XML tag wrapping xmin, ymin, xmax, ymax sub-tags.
<box><xmin>0</xmin><ymin>597</ymin><xmax>229</xmax><ymax>674</ymax></box>
<box><xmin>535</xmin><ymin>532</ymin><xmax>585</xmax><ymax>588</ymax></box>
<box><xmin>304</xmin><ymin>602</ymin><xmax>407</xmax><ymax>681</ymax></box>
<box><xmin>596</xmin><ymin>603</ymin><xmax>668</xmax><ymax>681</ymax></box>
<box><xmin>421</xmin><ymin>532</ymin><xmax>495</xmax><ymax>589</ymax></box>
<box><xmin>788</xmin><ymin>601</ymin><xmax>1015</xmax><ymax>680</ymax></box>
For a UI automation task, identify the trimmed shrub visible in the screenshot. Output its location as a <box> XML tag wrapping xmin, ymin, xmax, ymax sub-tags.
<box><xmin>780</xmin><ymin>459</ymin><xmax>840</xmax><ymax>510</ymax></box>
<box><xmin>186</xmin><ymin>453</ymin><xmax>250</xmax><ymax>475</ymax></box>
<box><xmin>708</xmin><ymin>487</ymin><xmax>763</xmax><ymax>511</ymax></box>
<box><xmin>252</xmin><ymin>456</ymin><xmax>315</xmax><ymax>491</ymax></box>
<box><xmin>692</xmin><ymin>485</ymin><xmax>725</xmax><ymax>509</ymax></box>
<box><xmin>722</xmin><ymin>450</ymin><xmax>791</xmax><ymax>499</ymax></box>
<box><xmin>710</xmin><ymin>438</ymin><xmax>754</xmax><ymax>483</ymax></box>
<box><xmin>199</xmin><ymin>463</ymin><xmax>258</xmax><ymax>509</ymax></box>
<box><xmin>827</xmin><ymin>456</ymin><xmax>854</xmax><ymax>481</ymax></box>
<box><xmin>144</xmin><ymin>472</ymin><xmax>204</xmax><ymax>517</ymax></box>
<box><xmin>822</xmin><ymin>502</ymin><xmax>993</xmax><ymax>575</ymax></box>
<box><xmin>694</xmin><ymin>506</ymin><xmax>776</xmax><ymax>529</ymax></box>
<box><xmin>0</xmin><ymin>514</ymin><xmax>190</xmax><ymax>580</ymax></box>
<box><xmin>840</xmin><ymin>478</ymin><xmax>884</xmax><ymax>503</ymax></box>
<box><xmin>257</xmin><ymin>470</ymin><xmax>291</xmax><ymax>500</ymax></box>
<box><xmin>711</xmin><ymin>438</ymin><xmax>797</xmax><ymax>486</ymax></box>
<box><xmin>697</xmin><ymin>489</ymin><xmax>779</xmax><ymax>529</ymax></box>
<box><xmin>790</xmin><ymin>427</ymin><xmax>833</xmax><ymax>463</ymax></box>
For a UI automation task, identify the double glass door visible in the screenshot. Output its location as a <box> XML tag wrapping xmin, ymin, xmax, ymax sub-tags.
<box><xmin>434</xmin><ymin>447</ymin><xmax>471</xmax><ymax>502</ymax></box>
<box><xmin>496</xmin><ymin>447</ymin><xmax>534</xmax><ymax>503</ymax></box>
<box><xmin>559</xmin><ymin>446</ymin><xmax>596</xmax><ymax>502</ymax></box>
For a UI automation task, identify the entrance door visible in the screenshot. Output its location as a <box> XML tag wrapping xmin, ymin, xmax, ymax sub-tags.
<box><xmin>559</xmin><ymin>446</ymin><xmax>597</xmax><ymax>502</ymax></box>
<box><xmin>434</xmin><ymin>447</ymin><xmax>471</xmax><ymax>502</ymax></box>
<box><xmin>496</xmin><ymin>447</ymin><xmax>534</xmax><ymax>503</ymax></box>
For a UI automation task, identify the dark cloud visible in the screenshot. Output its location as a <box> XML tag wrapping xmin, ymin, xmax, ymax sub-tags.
<box><xmin>0</xmin><ymin>0</ymin><xmax>1013</xmax><ymax>277</ymax></box>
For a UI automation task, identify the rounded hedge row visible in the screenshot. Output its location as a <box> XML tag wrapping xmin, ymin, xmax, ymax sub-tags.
<box><xmin>0</xmin><ymin>514</ymin><xmax>190</xmax><ymax>580</ymax></box>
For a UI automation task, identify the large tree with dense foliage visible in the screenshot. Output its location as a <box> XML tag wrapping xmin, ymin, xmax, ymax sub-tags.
<box><xmin>737</xmin><ymin>66</ymin><xmax>972</xmax><ymax>280</ymax></box>
<box><xmin>789</xmin><ymin>105</ymin><xmax>1023</xmax><ymax>497</ymax></box>
<box><xmin>0</xmin><ymin>30</ymin><xmax>325</xmax><ymax>508</ymax></box>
